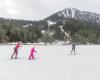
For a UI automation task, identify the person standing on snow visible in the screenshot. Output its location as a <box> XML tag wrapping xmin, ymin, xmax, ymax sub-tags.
<box><xmin>71</xmin><ymin>43</ymin><xmax>76</xmax><ymax>55</ymax></box>
<box><xmin>11</xmin><ymin>41</ymin><xmax>22</xmax><ymax>59</ymax></box>
<box><xmin>28</xmin><ymin>47</ymin><xmax>36</xmax><ymax>60</ymax></box>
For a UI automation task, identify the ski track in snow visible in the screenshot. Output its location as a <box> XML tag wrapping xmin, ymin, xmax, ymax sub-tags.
<box><xmin>0</xmin><ymin>45</ymin><xmax>100</xmax><ymax>80</ymax></box>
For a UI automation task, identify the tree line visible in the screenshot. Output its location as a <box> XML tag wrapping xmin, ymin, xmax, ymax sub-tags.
<box><xmin>0</xmin><ymin>17</ymin><xmax>100</xmax><ymax>44</ymax></box>
<box><xmin>0</xmin><ymin>18</ymin><xmax>42</xmax><ymax>43</ymax></box>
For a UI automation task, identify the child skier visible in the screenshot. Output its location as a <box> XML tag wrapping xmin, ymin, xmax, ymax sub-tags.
<box><xmin>28</xmin><ymin>47</ymin><xmax>36</xmax><ymax>60</ymax></box>
<box><xmin>11</xmin><ymin>41</ymin><xmax>22</xmax><ymax>59</ymax></box>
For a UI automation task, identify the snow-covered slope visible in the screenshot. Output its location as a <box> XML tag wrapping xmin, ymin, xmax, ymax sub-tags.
<box><xmin>0</xmin><ymin>45</ymin><xmax>100</xmax><ymax>80</ymax></box>
<box><xmin>59</xmin><ymin>26</ymin><xmax>69</xmax><ymax>37</ymax></box>
<box><xmin>47</xmin><ymin>21</ymin><xmax>56</xmax><ymax>26</ymax></box>
<box><xmin>58</xmin><ymin>7</ymin><xmax>78</xmax><ymax>18</ymax></box>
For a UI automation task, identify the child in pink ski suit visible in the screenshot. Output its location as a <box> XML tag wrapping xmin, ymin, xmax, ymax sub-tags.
<box><xmin>29</xmin><ymin>47</ymin><xmax>36</xmax><ymax>60</ymax></box>
<box><xmin>11</xmin><ymin>41</ymin><xmax>22</xmax><ymax>59</ymax></box>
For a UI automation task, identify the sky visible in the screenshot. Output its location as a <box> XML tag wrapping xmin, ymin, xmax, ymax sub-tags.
<box><xmin>0</xmin><ymin>0</ymin><xmax>100</xmax><ymax>21</ymax></box>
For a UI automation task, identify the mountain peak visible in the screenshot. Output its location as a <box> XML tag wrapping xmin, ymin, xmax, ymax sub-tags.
<box><xmin>58</xmin><ymin>7</ymin><xmax>79</xmax><ymax>18</ymax></box>
<box><xmin>65</xmin><ymin>7</ymin><xmax>79</xmax><ymax>11</ymax></box>
<box><xmin>45</xmin><ymin>7</ymin><xmax>100</xmax><ymax>24</ymax></box>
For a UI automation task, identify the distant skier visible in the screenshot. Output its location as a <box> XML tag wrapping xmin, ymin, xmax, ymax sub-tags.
<box><xmin>11</xmin><ymin>41</ymin><xmax>22</xmax><ymax>59</ymax></box>
<box><xmin>28</xmin><ymin>47</ymin><xmax>37</xmax><ymax>60</ymax></box>
<box><xmin>71</xmin><ymin>43</ymin><xmax>76</xmax><ymax>55</ymax></box>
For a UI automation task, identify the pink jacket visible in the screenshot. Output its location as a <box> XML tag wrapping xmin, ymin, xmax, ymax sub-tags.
<box><xmin>31</xmin><ymin>47</ymin><xmax>36</xmax><ymax>54</ymax></box>
<box><xmin>15</xmin><ymin>42</ymin><xmax>21</xmax><ymax>49</ymax></box>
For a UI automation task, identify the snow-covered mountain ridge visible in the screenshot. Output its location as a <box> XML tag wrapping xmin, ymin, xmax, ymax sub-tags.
<box><xmin>45</xmin><ymin>7</ymin><xmax>100</xmax><ymax>24</ymax></box>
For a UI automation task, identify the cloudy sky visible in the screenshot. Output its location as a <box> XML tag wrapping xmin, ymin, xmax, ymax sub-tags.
<box><xmin>0</xmin><ymin>0</ymin><xmax>100</xmax><ymax>20</ymax></box>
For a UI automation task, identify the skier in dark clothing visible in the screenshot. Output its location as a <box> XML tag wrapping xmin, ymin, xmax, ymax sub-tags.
<box><xmin>71</xmin><ymin>43</ymin><xmax>76</xmax><ymax>55</ymax></box>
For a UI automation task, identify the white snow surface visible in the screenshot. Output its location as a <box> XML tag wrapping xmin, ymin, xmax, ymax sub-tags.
<box><xmin>47</xmin><ymin>21</ymin><xmax>56</xmax><ymax>26</ymax></box>
<box><xmin>0</xmin><ymin>45</ymin><xmax>100</xmax><ymax>80</ymax></box>
<box><xmin>58</xmin><ymin>8</ymin><xmax>77</xmax><ymax>18</ymax></box>
<box><xmin>70</xmin><ymin>8</ymin><xmax>76</xmax><ymax>18</ymax></box>
<box><xmin>59</xmin><ymin>26</ymin><xmax>69</xmax><ymax>37</ymax></box>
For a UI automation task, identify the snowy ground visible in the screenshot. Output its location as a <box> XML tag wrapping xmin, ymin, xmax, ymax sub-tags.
<box><xmin>0</xmin><ymin>45</ymin><xmax>100</xmax><ymax>80</ymax></box>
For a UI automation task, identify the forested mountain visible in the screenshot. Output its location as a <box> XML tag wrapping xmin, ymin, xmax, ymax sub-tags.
<box><xmin>1</xmin><ymin>8</ymin><xmax>100</xmax><ymax>44</ymax></box>
<box><xmin>0</xmin><ymin>18</ymin><xmax>42</xmax><ymax>43</ymax></box>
